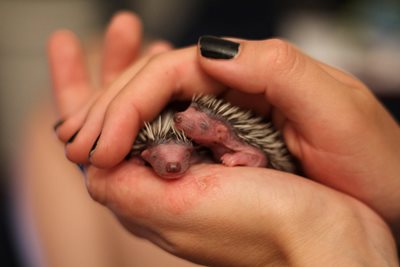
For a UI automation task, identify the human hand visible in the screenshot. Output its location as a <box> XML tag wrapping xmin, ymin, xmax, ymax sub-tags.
<box><xmin>50</xmin><ymin>25</ymin><xmax>399</xmax><ymax>265</ymax></box>
<box><xmin>51</xmin><ymin>11</ymin><xmax>172</xmax><ymax>154</ymax></box>
<box><xmin>195</xmin><ymin>36</ymin><xmax>400</xmax><ymax>234</ymax></box>
<box><xmin>59</xmin><ymin>33</ymin><xmax>400</xmax><ymax>231</ymax></box>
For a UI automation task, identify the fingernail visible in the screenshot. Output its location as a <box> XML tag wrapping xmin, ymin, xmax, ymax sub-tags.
<box><xmin>67</xmin><ymin>130</ymin><xmax>79</xmax><ymax>144</ymax></box>
<box><xmin>89</xmin><ymin>134</ymin><xmax>101</xmax><ymax>158</ymax></box>
<box><xmin>53</xmin><ymin>119</ymin><xmax>64</xmax><ymax>131</ymax></box>
<box><xmin>77</xmin><ymin>163</ymin><xmax>85</xmax><ymax>173</ymax></box>
<box><xmin>199</xmin><ymin>35</ymin><xmax>240</xmax><ymax>59</ymax></box>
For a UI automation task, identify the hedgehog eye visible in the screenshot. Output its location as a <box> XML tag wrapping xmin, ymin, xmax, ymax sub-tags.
<box><xmin>199</xmin><ymin>121</ymin><xmax>209</xmax><ymax>130</ymax></box>
<box><xmin>185</xmin><ymin>152</ymin><xmax>191</xmax><ymax>159</ymax></box>
<box><xmin>151</xmin><ymin>154</ymin><xmax>158</xmax><ymax>160</ymax></box>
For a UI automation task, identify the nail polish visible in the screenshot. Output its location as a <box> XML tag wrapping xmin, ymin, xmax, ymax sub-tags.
<box><xmin>67</xmin><ymin>131</ymin><xmax>79</xmax><ymax>144</ymax></box>
<box><xmin>89</xmin><ymin>134</ymin><xmax>101</xmax><ymax>158</ymax></box>
<box><xmin>199</xmin><ymin>35</ymin><xmax>240</xmax><ymax>59</ymax></box>
<box><xmin>77</xmin><ymin>163</ymin><xmax>85</xmax><ymax>173</ymax></box>
<box><xmin>53</xmin><ymin>119</ymin><xmax>64</xmax><ymax>131</ymax></box>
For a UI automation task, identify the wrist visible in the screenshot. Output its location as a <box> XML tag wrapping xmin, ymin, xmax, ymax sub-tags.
<box><xmin>276</xmin><ymin>195</ymin><xmax>399</xmax><ymax>267</ymax></box>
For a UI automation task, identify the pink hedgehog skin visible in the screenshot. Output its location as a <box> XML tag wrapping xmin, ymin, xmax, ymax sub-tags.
<box><xmin>174</xmin><ymin>95</ymin><xmax>296</xmax><ymax>173</ymax></box>
<box><xmin>131</xmin><ymin>110</ymin><xmax>194</xmax><ymax>179</ymax></box>
<box><xmin>140</xmin><ymin>143</ymin><xmax>194</xmax><ymax>179</ymax></box>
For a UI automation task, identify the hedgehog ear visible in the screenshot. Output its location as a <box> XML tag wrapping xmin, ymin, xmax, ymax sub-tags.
<box><xmin>141</xmin><ymin>149</ymin><xmax>150</xmax><ymax>161</ymax></box>
<box><xmin>216</xmin><ymin>124</ymin><xmax>228</xmax><ymax>141</ymax></box>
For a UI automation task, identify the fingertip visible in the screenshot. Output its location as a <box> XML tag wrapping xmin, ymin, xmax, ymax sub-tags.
<box><xmin>54</xmin><ymin>104</ymin><xmax>90</xmax><ymax>143</ymax></box>
<box><xmin>197</xmin><ymin>37</ymin><xmax>349</xmax><ymax>124</ymax></box>
<box><xmin>89</xmin><ymin>140</ymin><xmax>134</xmax><ymax>169</ymax></box>
<box><xmin>48</xmin><ymin>29</ymin><xmax>75</xmax><ymax>48</ymax></box>
<box><xmin>198</xmin><ymin>35</ymin><xmax>241</xmax><ymax>60</ymax></box>
<box><xmin>56</xmin><ymin>120</ymin><xmax>80</xmax><ymax>144</ymax></box>
<box><xmin>102</xmin><ymin>11</ymin><xmax>143</xmax><ymax>86</ymax></box>
<box><xmin>89</xmin><ymin>104</ymin><xmax>140</xmax><ymax>168</ymax></box>
<box><xmin>53</xmin><ymin>119</ymin><xmax>65</xmax><ymax>132</ymax></box>
<box><xmin>47</xmin><ymin>30</ymin><xmax>81</xmax><ymax>62</ymax></box>
<box><xmin>64</xmin><ymin>136</ymin><xmax>89</xmax><ymax>164</ymax></box>
<box><xmin>107</xmin><ymin>10</ymin><xmax>143</xmax><ymax>40</ymax></box>
<box><xmin>64</xmin><ymin>134</ymin><xmax>95</xmax><ymax>165</ymax></box>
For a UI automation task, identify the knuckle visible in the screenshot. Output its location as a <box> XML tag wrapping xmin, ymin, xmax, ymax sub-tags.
<box><xmin>85</xmin><ymin>169</ymin><xmax>107</xmax><ymax>205</ymax></box>
<box><xmin>146</xmin><ymin>52</ymin><xmax>169</xmax><ymax>71</ymax></box>
<box><xmin>265</xmin><ymin>38</ymin><xmax>304</xmax><ymax>78</ymax></box>
<box><xmin>146</xmin><ymin>50</ymin><xmax>182</xmax><ymax>82</ymax></box>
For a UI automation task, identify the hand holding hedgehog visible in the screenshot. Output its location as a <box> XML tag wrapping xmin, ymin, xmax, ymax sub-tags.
<box><xmin>128</xmin><ymin>94</ymin><xmax>296</xmax><ymax>179</ymax></box>
<box><xmin>51</xmin><ymin>20</ymin><xmax>400</xmax><ymax>267</ymax></box>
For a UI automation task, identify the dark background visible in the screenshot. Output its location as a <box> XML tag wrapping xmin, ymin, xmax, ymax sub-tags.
<box><xmin>1</xmin><ymin>0</ymin><xmax>398</xmax><ymax>266</ymax></box>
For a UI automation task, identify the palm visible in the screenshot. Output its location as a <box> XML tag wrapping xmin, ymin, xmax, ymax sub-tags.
<box><xmin>84</xmin><ymin>161</ymin><xmax>396</xmax><ymax>266</ymax></box>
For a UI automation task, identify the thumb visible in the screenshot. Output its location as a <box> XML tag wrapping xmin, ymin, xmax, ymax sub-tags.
<box><xmin>197</xmin><ymin>36</ymin><xmax>359</xmax><ymax>127</ymax></box>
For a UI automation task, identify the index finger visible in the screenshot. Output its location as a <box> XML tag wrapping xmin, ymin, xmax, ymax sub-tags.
<box><xmin>90</xmin><ymin>46</ymin><xmax>225</xmax><ymax>167</ymax></box>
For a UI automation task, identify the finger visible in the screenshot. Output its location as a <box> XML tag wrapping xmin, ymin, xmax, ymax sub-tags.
<box><xmin>142</xmin><ymin>40</ymin><xmax>173</xmax><ymax>56</ymax></box>
<box><xmin>101</xmin><ymin>11</ymin><xmax>143</xmax><ymax>87</ymax></box>
<box><xmin>65</xmin><ymin>46</ymin><xmax>177</xmax><ymax>164</ymax></box>
<box><xmin>197</xmin><ymin>37</ymin><xmax>372</xmax><ymax>145</ymax></box>
<box><xmin>86</xmin><ymin>162</ymin><xmax>285</xmax><ymax>220</ymax></box>
<box><xmin>89</xmin><ymin>47</ymin><xmax>225</xmax><ymax>167</ymax></box>
<box><xmin>56</xmin><ymin>92</ymin><xmax>100</xmax><ymax>144</ymax></box>
<box><xmin>47</xmin><ymin>30</ymin><xmax>92</xmax><ymax>117</ymax></box>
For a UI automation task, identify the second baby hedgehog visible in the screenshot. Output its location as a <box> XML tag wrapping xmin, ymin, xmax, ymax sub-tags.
<box><xmin>174</xmin><ymin>95</ymin><xmax>296</xmax><ymax>173</ymax></box>
<box><xmin>130</xmin><ymin>110</ymin><xmax>195</xmax><ymax>179</ymax></box>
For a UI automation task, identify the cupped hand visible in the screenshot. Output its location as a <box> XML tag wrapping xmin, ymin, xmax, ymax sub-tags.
<box><xmin>59</xmin><ymin>33</ymin><xmax>400</xmax><ymax>231</ymax></box>
<box><xmin>51</xmin><ymin>11</ymin><xmax>172</xmax><ymax>164</ymax></box>
<box><xmin>196</xmin><ymin>36</ymin><xmax>400</xmax><ymax>232</ymax></box>
<box><xmin>83</xmin><ymin>157</ymin><xmax>400</xmax><ymax>266</ymax></box>
<box><xmin>48</xmin><ymin>13</ymin><xmax>400</xmax><ymax>265</ymax></box>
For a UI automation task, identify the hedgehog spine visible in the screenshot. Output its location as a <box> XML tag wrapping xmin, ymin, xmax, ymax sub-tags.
<box><xmin>132</xmin><ymin>110</ymin><xmax>191</xmax><ymax>153</ymax></box>
<box><xmin>191</xmin><ymin>95</ymin><xmax>296</xmax><ymax>172</ymax></box>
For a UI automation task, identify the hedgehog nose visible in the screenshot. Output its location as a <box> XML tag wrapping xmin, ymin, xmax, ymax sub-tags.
<box><xmin>166</xmin><ymin>162</ymin><xmax>181</xmax><ymax>173</ymax></box>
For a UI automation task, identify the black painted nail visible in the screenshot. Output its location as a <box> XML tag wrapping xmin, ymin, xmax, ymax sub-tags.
<box><xmin>53</xmin><ymin>119</ymin><xmax>65</xmax><ymax>131</ymax></box>
<box><xmin>199</xmin><ymin>35</ymin><xmax>240</xmax><ymax>59</ymax></box>
<box><xmin>77</xmin><ymin>163</ymin><xmax>85</xmax><ymax>173</ymax></box>
<box><xmin>89</xmin><ymin>134</ymin><xmax>101</xmax><ymax>158</ymax></box>
<box><xmin>67</xmin><ymin>131</ymin><xmax>79</xmax><ymax>144</ymax></box>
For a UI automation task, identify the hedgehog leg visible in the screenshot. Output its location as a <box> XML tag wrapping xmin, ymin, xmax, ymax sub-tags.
<box><xmin>220</xmin><ymin>151</ymin><xmax>268</xmax><ymax>168</ymax></box>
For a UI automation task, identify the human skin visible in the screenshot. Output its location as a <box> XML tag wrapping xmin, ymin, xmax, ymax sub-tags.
<box><xmin>51</xmin><ymin>13</ymin><xmax>400</xmax><ymax>266</ymax></box>
<box><xmin>16</xmin><ymin>12</ymin><xmax>196</xmax><ymax>267</ymax></box>
<box><xmin>56</xmin><ymin>37</ymin><xmax>400</xmax><ymax>234</ymax></box>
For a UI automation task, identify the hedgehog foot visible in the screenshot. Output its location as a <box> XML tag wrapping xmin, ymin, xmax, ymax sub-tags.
<box><xmin>220</xmin><ymin>151</ymin><xmax>267</xmax><ymax>167</ymax></box>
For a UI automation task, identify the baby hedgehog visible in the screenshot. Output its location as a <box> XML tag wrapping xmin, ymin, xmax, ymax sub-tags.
<box><xmin>174</xmin><ymin>95</ymin><xmax>296</xmax><ymax>173</ymax></box>
<box><xmin>130</xmin><ymin>110</ymin><xmax>194</xmax><ymax>179</ymax></box>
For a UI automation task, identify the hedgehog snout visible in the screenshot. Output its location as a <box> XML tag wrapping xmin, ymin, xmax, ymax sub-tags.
<box><xmin>174</xmin><ymin>113</ymin><xmax>194</xmax><ymax>132</ymax></box>
<box><xmin>166</xmin><ymin>162</ymin><xmax>181</xmax><ymax>173</ymax></box>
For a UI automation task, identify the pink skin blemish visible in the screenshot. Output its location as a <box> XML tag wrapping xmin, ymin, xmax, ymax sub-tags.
<box><xmin>174</xmin><ymin>107</ymin><xmax>268</xmax><ymax>167</ymax></box>
<box><xmin>161</xmin><ymin>164</ymin><xmax>222</xmax><ymax>215</ymax></box>
<box><xmin>141</xmin><ymin>143</ymin><xmax>193</xmax><ymax>179</ymax></box>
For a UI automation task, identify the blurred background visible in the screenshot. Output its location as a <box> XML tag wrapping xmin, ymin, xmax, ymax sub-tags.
<box><xmin>0</xmin><ymin>0</ymin><xmax>399</xmax><ymax>266</ymax></box>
